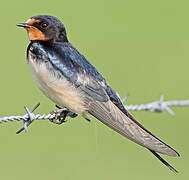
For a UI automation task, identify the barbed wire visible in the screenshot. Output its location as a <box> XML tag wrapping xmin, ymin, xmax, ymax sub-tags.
<box><xmin>0</xmin><ymin>94</ymin><xmax>189</xmax><ymax>134</ymax></box>
<box><xmin>123</xmin><ymin>94</ymin><xmax>189</xmax><ymax>116</ymax></box>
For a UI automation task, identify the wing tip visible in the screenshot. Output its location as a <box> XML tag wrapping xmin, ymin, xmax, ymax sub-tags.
<box><xmin>174</xmin><ymin>151</ymin><xmax>180</xmax><ymax>157</ymax></box>
<box><xmin>165</xmin><ymin>148</ymin><xmax>180</xmax><ymax>157</ymax></box>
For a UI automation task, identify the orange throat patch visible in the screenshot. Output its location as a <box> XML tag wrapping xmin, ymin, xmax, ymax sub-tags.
<box><xmin>25</xmin><ymin>18</ymin><xmax>49</xmax><ymax>41</ymax></box>
<box><xmin>26</xmin><ymin>27</ymin><xmax>47</xmax><ymax>41</ymax></box>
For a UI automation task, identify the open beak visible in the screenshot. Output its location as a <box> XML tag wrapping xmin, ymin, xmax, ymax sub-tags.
<box><xmin>16</xmin><ymin>23</ymin><xmax>32</xmax><ymax>28</ymax></box>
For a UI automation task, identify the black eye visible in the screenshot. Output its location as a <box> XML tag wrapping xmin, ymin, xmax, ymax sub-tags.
<box><xmin>41</xmin><ymin>22</ymin><xmax>48</xmax><ymax>29</ymax></box>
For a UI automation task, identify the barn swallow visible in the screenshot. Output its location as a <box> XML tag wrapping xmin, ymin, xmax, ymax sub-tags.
<box><xmin>17</xmin><ymin>15</ymin><xmax>179</xmax><ymax>173</ymax></box>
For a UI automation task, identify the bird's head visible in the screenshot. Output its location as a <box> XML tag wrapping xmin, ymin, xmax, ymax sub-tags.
<box><xmin>17</xmin><ymin>15</ymin><xmax>68</xmax><ymax>43</ymax></box>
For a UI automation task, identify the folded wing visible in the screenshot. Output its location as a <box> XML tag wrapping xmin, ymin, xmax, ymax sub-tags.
<box><xmin>85</xmin><ymin>97</ymin><xmax>179</xmax><ymax>157</ymax></box>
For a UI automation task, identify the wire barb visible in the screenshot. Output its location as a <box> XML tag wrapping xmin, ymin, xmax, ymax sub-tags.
<box><xmin>124</xmin><ymin>94</ymin><xmax>189</xmax><ymax>116</ymax></box>
<box><xmin>0</xmin><ymin>94</ymin><xmax>189</xmax><ymax>133</ymax></box>
<box><xmin>16</xmin><ymin>103</ymin><xmax>40</xmax><ymax>134</ymax></box>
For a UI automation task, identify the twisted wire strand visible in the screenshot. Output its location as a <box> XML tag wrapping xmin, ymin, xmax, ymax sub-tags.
<box><xmin>0</xmin><ymin>94</ymin><xmax>189</xmax><ymax>133</ymax></box>
<box><xmin>0</xmin><ymin>94</ymin><xmax>189</xmax><ymax>124</ymax></box>
<box><xmin>0</xmin><ymin>113</ymin><xmax>55</xmax><ymax>123</ymax></box>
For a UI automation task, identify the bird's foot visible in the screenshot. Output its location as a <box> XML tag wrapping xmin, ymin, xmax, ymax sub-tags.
<box><xmin>50</xmin><ymin>108</ymin><xmax>68</xmax><ymax>124</ymax></box>
<box><xmin>50</xmin><ymin>106</ymin><xmax>78</xmax><ymax>125</ymax></box>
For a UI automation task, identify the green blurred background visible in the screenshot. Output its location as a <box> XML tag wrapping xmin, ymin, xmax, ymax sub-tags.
<box><xmin>0</xmin><ymin>0</ymin><xmax>188</xmax><ymax>179</ymax></box>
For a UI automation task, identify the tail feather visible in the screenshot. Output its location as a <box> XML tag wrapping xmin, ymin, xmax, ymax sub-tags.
<box><xmin>149</xmin><ymin>149</ymin><xmax>178</xmax><ymax>173</ymax></box>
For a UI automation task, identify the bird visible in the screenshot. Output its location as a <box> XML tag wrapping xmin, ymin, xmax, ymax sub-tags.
<box><xmin>17</xmin><ymin>15</ymin><xmax>179</xmax><ymax>173</ymax></box>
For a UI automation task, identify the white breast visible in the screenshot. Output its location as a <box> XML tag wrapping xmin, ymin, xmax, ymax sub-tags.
<box><xmin>28</xmin><ymin>57</ymin><xmax>87</xmax><ymax>115</ymax></box>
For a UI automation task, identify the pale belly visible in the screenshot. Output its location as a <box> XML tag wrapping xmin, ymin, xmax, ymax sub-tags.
<box><xmin>28</xmin><ymin>59</ymin><xmax>87</xmax><ymax>115</ymax></box>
